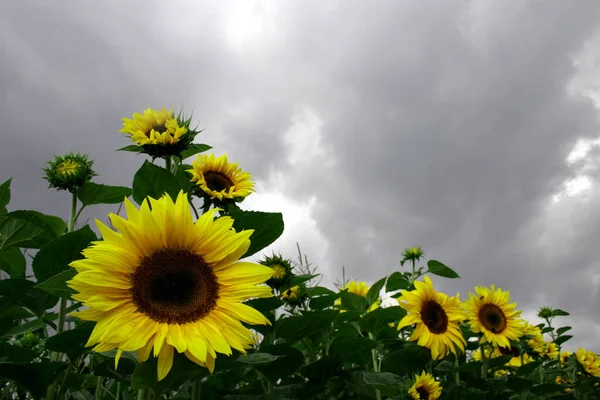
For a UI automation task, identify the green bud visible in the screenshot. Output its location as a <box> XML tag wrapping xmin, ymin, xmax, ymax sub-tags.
<box><xmin>43</xmin><ymin>152</ymin><xmax>96</xmax><ymax>192</ymax></box>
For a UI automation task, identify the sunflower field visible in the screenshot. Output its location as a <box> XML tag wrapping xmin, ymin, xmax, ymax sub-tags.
<box><xmin>0</xmin><ymin>107</ymin><xmax>599</xmax><ymax>400</ymax></box>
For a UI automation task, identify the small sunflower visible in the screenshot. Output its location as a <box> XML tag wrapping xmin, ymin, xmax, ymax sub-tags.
<box><xmin>119</xmin><ymin>108</ymin><xmax>198</xmax><ymax>158</ymax></box>
<box><xmin>397</xmin><ymin>276</ymin><xmax>466</xmax><ymax>360</ymax></box>
<box><xmin>335</xmin><ymin>280</ymin><xmax>380</xmax><ymax>313</ymax></box>
<box><xmin>576</xmin><ymin>348</ymin><xmax>600</xmax><ymax>378</ymax></box>
<box><xmin>463</xmin><ymin>285</ymin><xmax>524</xmax><ymax>349</ymax></box>
<box><xmin>544</xmin><ymin>342</ymin><xmax>559</xmax><ymax>359</ymax></box>
<box><xmin>187</xmin><ymin>153</ymin><xmax>255</xmax><ymax>201</ymax></box>
<box><xmin>408</xmin><ymin>371</ymin><xmax>442</xmax><ymax>400</ymax></box>
<box><xmin>259</xmin><ymin>253</ymin><xmax>293</xmax><ymax>291</ymax></box>
<box><xmin>555</xmin><ymin>376</ymin><xmax>574</xmax><ymax>394</ymax></box>
<box><xmin>560</xmin><ymin>351</ymin><xmax>572</xmax><ymax>366</ymax></box>
<box><xmin>282</xmin><ymin>285</ymin><xmax>306</xmax><ymax>307</ymax></box>
<box><xmin>68</xmin><ymin>191</ymin><xmax>274</xmax><ymax>380</ymax></box>
<box><xmin>472</xmin><ymin>345</ymin><xmax>532</xmax><ymax>368</ymax></box>
<box><xmin>43</xmin><ymin>152</ymin><xmax>95</xmax><ymax>192</ymax></box>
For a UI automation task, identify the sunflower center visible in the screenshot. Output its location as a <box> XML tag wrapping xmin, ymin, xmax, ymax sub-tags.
<box><xmin>478</xmin><ymin>304</ymin><xmax>507</xmax><ymax>334</ymax></box>
<box><xmin>131</xmin><ymin>248</ymin><xmax>219</xmax><ymax>324</ymax></box>
<box><xmin>271</xmin><ymin>264</ymin><xmax>287</xmax><ymax>280</ymax></box>
<box><xmin>204</xmin><ymin>172</ymin><xmax>233</xmax><ymax>193</ymax></box>
<box><xmin>56</xmin><ymin>160</ymin><xmax>81</xmax><ymax>176</ymax></box>
<box><xmin>148</xmin><ymin>123</ymin><xmax>167</xmax><ymax>137</ymax></box>
<box><xmin>499</xmin><ymin>345</ymin><xmax>520</xmax><ymax>357</ymax></box>
<box><xmin>421</xmin><ymin>300</ymin><xmax>448</xmax><ymax>334</ymax></box>
<box><xmin>416</xmin><ymin>387</ymin><xmax>430</xmax><ymax>400</ymax></box>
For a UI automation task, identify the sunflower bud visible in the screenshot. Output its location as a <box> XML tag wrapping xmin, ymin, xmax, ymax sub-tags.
<box><xmin>43</xmin><ymin>152</ymin><xmax>95</xmax><ymax>192</ymax></box>
<box><xmin>282</xmin><ymin>285</ymin><xmax>307</xmax><ymax>307</ymax></box>
<box><xmin>19</xmin><ymin>332</ymin><xmax>40</xmax><ymax>348</ymax></box>
<box><xmin>259</xmin><ymin>253</ymin><xmax>293</xmax><ymax>291</ymax></box>
<box><xmin>537</xmin><ymin>306</ymin><xmax>554</xmax><ymax>319</ymax></box>
<box><xmin>401</xmin><ymin>247</ymin><xmax>424</xmax><ymax>264</ymax></box>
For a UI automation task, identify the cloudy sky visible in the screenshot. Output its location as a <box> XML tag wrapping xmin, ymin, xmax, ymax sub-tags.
<box><xmin>2</xmin><ymin>0</ymin><xmax>600</xmax><ymax>351</ymax></box>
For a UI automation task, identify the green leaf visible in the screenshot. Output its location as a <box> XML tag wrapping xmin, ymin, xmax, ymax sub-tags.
<box><xmin>309</xmin><ymin>293</ymin><xmax>339</xmax><ymax>310</ymax></box>
<box><xmin>434</xmin><ymin>360</ymin><xmax>456</xmax><ymax>373</ymax></box>
<box><xmin>0</xmin><ymin>279</ymin><xmax>58</xmax><ymax>317</ymax></box>
<box><xmin>362</xmin><ymin>372</ymin><xmax>404</xmax><ymax>396</ymax></box>
<box><xmin>381</xmin><ymin>344</ymin><xmax>431</xmax><ymax>376</ymax></box>
<box><xmin>487</xmin><ymin>355</ymin><xmax>513</xmax><ymax>369</ymax></box>
<box><xmin>289</xmin><ymin>274</ymin><xmax>318</xmax><ymax>287</ymax></box>
<box><xmin>0</xmin><ymin>342</ymin><xmax>38</xmax><ymax>362</ymax></box>
<box><xmin>237</xmin><ymin>353</ymin><xmax>281</xmax><ymax>365</ymax></box>
<box><xmin>0</xmin><ymin>318</ymin><xmax>46</xmax><ymax>339</ymax></box>
<box><xmin>554</xmin><ymin>335</ymin><xmax>573</xmax><ymax>346</ymax></box>
<box><xmin>131</xmin><ymin>352</ymin><xmax>209</xmax><ymax>394</ymax></box>
<box><xmin>552</xmin><ymin>309</ymin><xmax>570</xmax><ymax>317</ymax></box>
<box><xmin>0</xmin><ymin>210</ymin><xmax>65</xmax><ymax>250</ymax></box>
<box><xmin>132</xmin><ymin>160</ymin><xmax>183</xmax><ymax>205</ymax></box>
<box><xmin>230</xmin><ymin>211</ymin><xmax>284</xmax><ymax>258</ymax></box>
<box><xmin>0</xmin><ymin>362</ymin><xmax>67</xmax><ymax>399</ymax></box>
<box><xmin>516</xmin><ymin>360</ymin><xmax>543</xmax><ymax>376</ymax></box>
<box><xmin>32</xmin><ymin>225</ymin><xmax>96</xmax><ymax>282</ymax></box>
<box><xmin>385</xmin><ymin>272</ymin><xmax>410</xmax><ymax>292</ymax></box>
<box><xmin>427</xmin><ymin>260</ymin><xmax>460</xmax><ymax>279</ymax></box>
<box><xmin>244</xmin><ymin>297</ymin><xmax>283</xmax><ymax>313</ymax></box>
<box><xmin>556</xmin><ymin>326</ymin><xmax>572</xmax><ymax>336</ymax></box>
<box><xmin>174</xmin><ymin>164</ymin><xmax>194</xmax><ymax>193</ymax></box>
<box><xmin>331</xmin><ymin>336</ymin><xmax>377</xmax><ymax>363</ymax></box>
<box><xmin>340</xmin><ymin>291</ymin><xmax>368</xmax><ymax>312</ymax></box>
<box><xmin>0</xmin><ymin>178</ymin><xmax>10</xmax><ymax>209</ymax></box>
<box><xmin>307</xmin><ymin>287</ymin><xmax>335</xmax><ymax>296</ymax></box>
<box><xmin>507</xmin><ymin>376</ymin><xmax>533</xmax><ymax>392</ymax></box>
<box><xmin>0</xmin><ymin>247</ymin><xmax>26</xmax><ymax>278</ymax></box>
<box><xmin>78</xmin><ymin>182</ymin><xmax>132</xmax><ymax>206</ymax></box>
<box><xmin>530</xmin><ymin>383</ymin><xmax>564</xmax><ymax>396</ymax></box>
<box><xmin>45</xmin><ymin>322</ymin><xmax>94</xmax><ymax>361</ymax></box>
<box><xmin>366</xmin><ymin>277</ymin><xmax>386</xmax><ymax>305</ymax></box>
<box><xmin>300</xmin><ymin>355</ymin><xmax>342</xmax><ymax>385</ymax></box>
<box><xmin>117</xmin><ymin>145</ymin><xmax>143</xmax><ymax>153</ymax></box>
<box><xmin>360</xmin><ymin>306</ymin><xmax>406</xmax><ymax>336</ymax></box>
<box><xmin>35</xmin><ymin>270</ymin><xmax>77</xmax><ymax>299</ymax></box>
<box><xmin>180</xmin><ymin>143</ymin><xmax>212</xmax><ymax>160</ymax></box>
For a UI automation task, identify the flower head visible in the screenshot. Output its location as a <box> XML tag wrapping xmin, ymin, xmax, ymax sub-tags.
<box><xmin>187</xmin><ymin>153</ymin><xmax>254</xmax><ymax>202</ymax></box>
<box><xmin>43</xmin><ymin>152</ymin><xmax>95</xmax><ymax>192</ymax></box>
<box><xmin>68</xmin><ymin>192</ymin><xmax>273</xmax><ymax>380</ymax></box>
<box><xmin>282</xmin><ymin>285</ymin><xmax>306</xmax><ymax>307</ymax></box>
<box><xmin>408</xmin><ymin>371</ymin><xmax>442</xmax><ymax>400</ymax></box>
<box><xmin>397</xmin><ymin>276</ymin><xmax>466</xmax><ymax>360</ymax></box>
<box><xmin>576</xmin><ymin>348</ymin><xmax>600</xmax><ymax>378</ymax></box>
<box><xmin>463</xmin><ymin>285</ymin><xmax>524</xmax><ymax>349</ymax></box>
<box><xmin>259</xmin><ymin>253</ymin><xmax>293</xmax><ymax>291</ymax></box>
<box><xmin>402</xmin><ymin>247</ymin><xmax>424</xmax><ymax>264</ymax></box>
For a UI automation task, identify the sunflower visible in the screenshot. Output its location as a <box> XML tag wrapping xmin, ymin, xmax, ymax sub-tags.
<box><xmin>187</xmin><ymin>153</ymin><xmax>255</xmax><ymax>201</ymax></box>
<box><xmin>120</xmin><ymin>107</ymin><xmax>188</xmax><ymax>147</ymax></box>
<box><xmin>555</xmin><ymin>376</ymin><xmax>574</xmax><ymax>394</ymax></box>
<box><xmin>335</xmin><ymin>280</ymin><xmax>380</xmax><ymax>313</ymax></box>
<box><xmin>282</xmin><ymin>285</ymin><xmax>306</xmax><ymax>307</ymax></box>
<box><xmin>544</xmin><ymin>342</ymin><xmax>559</xmax><ymax>359</ymax></box>
<box><xmin>259</xmin><ymin>253</ymin><xmax>293</xmax><ymax>291</ymax></box>
<box><xmin>397</xmin><ymin>276</ymin><xmax>466</xmax><ymax>360</ymax></box>
<box><xmin>471</xmin><ymin>345</ymin><xmax>533</xmax><ymax>368</ymax></box>
<box><xmin>68</xmin><ymin>191</ymin><xmax>274</xmax><ymax>380</ymax></box>
<box><xmin>408</xmin><ymin>371</ymin><xmax>442</xmax><ymax>400</ymax></box>
<box><xmin>560</xmin><ymin>351</ymin><xmax>572</xmax><ymax>366</ymax></box>
<box><xmin>43</xmin><ymin>152</ymin><xmax>96</xmax><ymax>192</ymax></box>
<box><xmin>576</xmin><ymin>348</ymin><xmax>600</xmax><ymax>378</ymax></box>
<box><xmin>463</xmin><ymin>285</ymin><xmax>523</xmax><ymax>349</ymax></box>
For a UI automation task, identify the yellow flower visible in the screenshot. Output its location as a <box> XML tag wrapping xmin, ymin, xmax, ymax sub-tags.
<box><xmin>576</xmin><ymin>348</ymin><xmax>600</xmax><ymax>378</ymax></box>
<box><xmin>545</xmin><ymin>342</ymin><xmax>559</xmax><ymax>359</ymax></box>
<box><xmin>188</xmin><ymin>153</ymin><xmax>255</xmax><ymax>201</ymax></box>
<box><xmin>555</xmin><ymin>376</ymin><xmax>574</xmax><ymax>393</ymax></box>
<box><xmin>68</xmin><ymin>192</ymin><xmax>274</xmax><ymax>381</ymax></box>
<box><xmin>334</xmin><ymin>281</ymin><xmax>380</xmax><ymax>313</ymax></box>
<box><xmin>408</xmin><ymin>371</ymin><xmax>442</xmax><ymax>400</ymax></box>
<box><xmin>282</xmin><ymin>285</ymin><xmax>306</xmax><ymax>307</ymax></box>
<box><xmin>120</xmin><ymin>107</ymin><xmax>188</xmax><ymax>147</ymax></box>
<box><xmin>471</xmin><ymin>345</ymin><xmax>532</xmax><ymax>367</ymax></box>
<box><xmin>463</xmin><ymin>285</ymin><xmax>523</xmax><ymax>349</ymax></box>
<box><xmin>560</xmin><ymin>351</ymin><xmax>572</xmax><ymax>366</ymax></box>
<box><xmin>397</xmin><ymin>276</ymin><xmax>466</xmax><ymax>360</ymax></box>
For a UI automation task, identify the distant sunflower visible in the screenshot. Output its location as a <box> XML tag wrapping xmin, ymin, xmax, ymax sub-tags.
<box><xmin>282</xmin><ymin>285</ymin><xmax>306</xmax><ymax>307</ymax></box>
<box><xmin>576</xmin><ymin>348</ymin><xmax>600</xmax><ymax>378</ymax></box>
<box><xmin>68</xmin><ymin>192</ymin><xmax>273</xmax><ymax>380</ymax></box>
<box><xmin>120</xmin><ymin>107</ymin><xmax>188</xmax><ymax>147</ymax></box>
<box><xmin>544</xmin><ymin>342</ymin><xmax>559</xmax><ymax>359</ymax></box>
<box><xmin>187</xmin><ymin>153</ymin><xmax>255</xmax><ymax>201</ymax></box>
<box><xmin>408</xmin><ymin>371</ymin><xmax>442</xmax><ymax>400</ymax></box>
<box><xmin>560</xmin><ymin>351</ymin><xmax>572</xmax><ymax>366</ymax></box>
<box><xmin>397</xmin><ymin>276</ymin><xmax>466</xmax><ymax>360</ymax></box>
<box><xmin>335</xmin><ymin>280</ymin><xmax>380</xmax><ymax>313</ymax></box>
<box><xmin>472</xmin><ymin>345</ymin><xmax>532</xmax><ymax>368</ymax></box>
<box><xmin>463</xmin><ymin>285</ymin><xmax>523</xmax><ymax>349</ymax></box>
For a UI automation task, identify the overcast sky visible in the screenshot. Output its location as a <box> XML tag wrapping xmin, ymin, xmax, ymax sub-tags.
<box><xmin>2</xmin><ymin>0</ymin><xmax>600</xmax><ymax>352</ymax></box>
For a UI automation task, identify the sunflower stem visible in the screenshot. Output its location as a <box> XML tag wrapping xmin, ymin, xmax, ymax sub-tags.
<box><xmin>56</xmin><ymin>190</ymin><xmax>78</xmax><ymax>337</ymax></box>
<box><xmin>137</xmin><ymin>389</ymin><xmax>151</xmax><ymax>400</ymax></box>
<box><xmin>115</xmin><ymin>382</ymin><xmax>122</xmax><ymax>400</ymax></box>
<box><xmin>455</xmin><ymin>354</ymin><xmax>460</xmax><ymax>386</ymax></box>
<box><xmin>165</xmin><ymin>156</ymin><xmax>172</xmax><ymax>173</ymax></box>
<box><xmin>191</xmin><ymin>379</ymin><xmax>201</xmax><ymax>399</ymax></box>
<box><xmin>368</xmin><ymin>333</ymin><xmax>382</xmax><ymax>400</ymax></box>
<box><xmin>479</xmin><ymin>342</ymin><xmax>488</xmax><ymax>379</ymax></box>
<box><xmin>410</xmin><ymin>259</ymin><xmax>416</xmax><ymax>284</ymax></box>
<box><xmin>94</xmin><ymin>377</ymin><xmax>102</xmax><ymax>400</ymax></box>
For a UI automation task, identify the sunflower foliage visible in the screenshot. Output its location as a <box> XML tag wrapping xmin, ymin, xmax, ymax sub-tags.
<box><xmin>0</xmin><ymin>107</ymin><xmax>598</xmax><ymax>400</ymax></box>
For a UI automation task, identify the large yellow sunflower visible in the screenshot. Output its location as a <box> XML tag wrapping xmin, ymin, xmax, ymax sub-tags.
<box><xmin>408</xmin><ymin>371</ymin><xmax>442</xmax><ymax>400</ymax></box>
<box><xmin>120</xmin><ymin>107</ymin><xmax>188</xmax><ymax>146</ymax></box>
<box><xmin>67</xmin><ymin>191</ymin><xmax>273</xmax><ymax>380</ymax></box>
<box><xmin>397</xmin><ymin>276</ymin><xmax>466</xmax><ymax>360</ymax></box>
<box><xmin>463</xmin><ymin>285</ymin><xmax>523</xmax><ymax>349</ymax></box>
<box><xmin>187</xmin><ymin>153</ymin><xmax>255</xmax><ymax>201</ymax></box>
<box><xmin>576</xmin><ymin>348</ymin><xmax>600</xmax><ymax>378</ymax></box>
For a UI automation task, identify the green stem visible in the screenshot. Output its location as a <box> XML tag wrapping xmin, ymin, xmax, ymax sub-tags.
<box><xmin>137</xmin><ymin>389</ymin><xmax>151</xmax><ymax>400</ymax></box>
<box><xmin>115</xmin><ymin>382</ymin><xmax>122</xmax><ymax>400</ymax></box>
<box><xmin>56</xmin><ymin>190</ymin><xmax>78</xmax><ymax>336</ymax></box>
<box><xmin>165</xmin><ymin>156</ymin><xmax>172</xmax><ymax>173</ymax></box>
<box><xmin>480</xmin><ymin>342</ymin><xmax>487</xmax><ymax>379</ymax></box>
<box><xmin>368</xmin><ymin>333</ymin><xmax>382</xmax><ymax>400</ymax></box>
<box><xmin>94</xmin><ymin>377</ymin><xmax>102</xmax><ymax>400</ymax></box>
<box><xmin>410</xmin><ymin>259</ymin><xmax>416</xmax><ymax>284</ymax></box>
<box><xmin>191</xmin><ymin>379</ymin><xmax>201</xmax><ymax>399</ymax></box>
<box><xmin>455</xmin><ymin>354</ymin><xmax>460</xmax><ymax>386</ymax></box>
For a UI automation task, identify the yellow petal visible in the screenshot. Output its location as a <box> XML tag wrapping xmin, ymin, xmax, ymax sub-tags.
<box><xmin>157</xmin><ymin>344</ymin><xmax>174</xmax><ymax>381</ymax></box>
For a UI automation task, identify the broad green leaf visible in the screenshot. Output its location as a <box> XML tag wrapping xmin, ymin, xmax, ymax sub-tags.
<box><xmin>427</xmin><ymin>260</ymin><xmax>460</xmax><ymax>279</ymax></box>
<box><xmin>230</xmin><ymin>210</ymin><xmax>284</xmax><ymax>258</ymax></box>
<box><xmin>507</xmin><ymin>376</ymin><xmax>533</xmax><ymax>392</ymax></box>
<box><xmin>174</xmin><ymin>163</ymin><xmax>194</xmax><ymax>193</ymax></box>
<box><xmin>0</xmin><ymin>300</ymin><xmax>34</xmax><ymax>337</ymax></box>
<box><xmin>131</xmin><ymin>352</ymin><xmax>208</xmax><ymax>394</ymax></box>
<box><xmin>32</xmin><ymin>225</ymin><xmax>96</xmax><ymax>282</ymax></box>
<box><xmin>487</xmin><ymin>354</ymin><xmax>513</xmax><ymax>369</ymax></box>
<box><xmin>0</xmin><ymin>210</ymin><xmax>65</xmax><ymax>250</ymax></box>
<box><xmin>556</xmin><ymin>326</ymin><xmax>572</xmax><ymax>336</ymax></box>
<box><xmin>362</xmin><ymin>372</ymin><xmax>404</xmax><ymax>396</ymax></box>
<box><xmin>340</xmin><ymin>291</ymin><xmax>368</xmax><ymax>312</ymax></box>
<box><xmin>0</xmin><ymin>362</ymin><xmax>67</xmax><ymax>399</ymax></box>
<box><xmin>0</xmin><ymin>279</ymin><xmax>58</xmax><ymax>317</ymax></box>
<box><xmin>381</xmin><ymin>344</ymin><xmax>431</xmax><ymax>376</ymax></box>
<box><xmin>237</xmin><ymin>353</ymin><xmax>281</xmax><ymax>365</ymax></box>
<box><xmin>244</xmin><ymin>297</ymin><xmax>283</xmax><ymax>313</ymax></box>
<box><xmin>78</xmin><ymin>182</ymin><xmax>132</xmax><ymax>206</ymax></box>
<box><xmin>0</xmin><ymin>247</ymin><xmax>25</xmax><ymax>278</ymax></box>
<box><xmin>309</xmin><ymin>293</ymin><xmax>339</xmax><ymax>310</ymax></box>
<box><xmin>289</xmin><ymin>274</ymin><xmax>318</xmax><ymax>287</ymax></box>
<box><xmin>35</xmin><ymin>270</ymin><xmax>77</xmax><ymax>299</ymax></box>
<box><xmin>331</xmin><ymin>336</ymin><xmax>376</xmax><ymax>364</ymax></box>
<box><xmin>0</xmin><ymin>178</ymin><xmax>10</xmax><ymax>209</ymax></box>
<box><xmin>516</xmin><ymin>360</ymin><xmax>543</xmax><ymax>375</ymax></box>
<box><xmin>45</xmin><ymin>322</ymin><xmax>94</xmax><ymax>361</ymax></box>
<box><xmin>530</xmin><ymin>383</ymin><xmax>564</xmax><ymax>396</ymax></box>
<box><xmin>0</xmin><ymin>342</ymin><xmax>38</xmax><ymax>362</ymax></box>
<box><xmin>366</xmin><ymin>277</ymin><xmax>386</xmax><ymax>305</ymax></box>
<box><xmin>554</xmin><ymin>335</ymin><xmax>573</xmax><ymax>346</ymax></box>
<box><xmin>0</xmin><ymin>318</ymin><xmax>45</xmax><ymax>339</ymax></box>
<box><xmin>360</xmin><ymin>306</ymin><xmax>406</xmax><ymax>337</ymax></box>
<box><xmin>552</xmin><ymin>309</ymin><xmax>570</xmax><ymax>317</ymax></box>
<box><xmin>386</xmin><ymin>272</ymin><xmax>410</xmax><ymax>292</ymax></box>
<box><xmin>117</xmin><ymin>145</ymin><xmax>142</xmax><ymax>153</ymax></box>
<box><xmin>300</xmin><ymin>355</ymin><xmax>342</xmax><ymax>385</ymax></box>
<box><xmin>434</xmin><ymin>360</ymin><xmax>456</xmax><ymax>373</ymax></box>
<box><xmin>256</xmin><ymin>343</ymin><xmax>305</xmax><ymax>382</ymax></box>
<box><xmin>306</xmin><ymin>287</ymin><xmax>335</xmax><ymax>296</ymax></box>
<box><xmin>180</xmin><ymin>143</ymin><xmax>212</xmax><ymax>160</ymax></box>
<box><xmin>132</xmin><ymin>160</ymin><xmax>183</xmax><ymax>205</ymax></box>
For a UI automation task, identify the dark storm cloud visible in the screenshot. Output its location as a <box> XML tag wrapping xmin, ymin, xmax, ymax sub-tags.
<box><xmin>2</xmin><ymin>0</ymin><xmax>600</xmax><ymax>350</ymax></box>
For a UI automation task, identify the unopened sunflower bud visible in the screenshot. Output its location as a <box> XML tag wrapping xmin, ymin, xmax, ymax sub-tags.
<box><xmin>402</xmin><ymin>247</ymin><xmax>424</xmax><ymax>264</ymax></box>
<box><xmin>537</xmin><ymin>306</ymin><xmax>554</xmax><ymax>319</ymax></box>
<box><xmin>259</xmin><ymin>253</ymin><xmax>293</xmax><ymax>291</ymax></box>
<box><xmin>282</xmin><ymin>285</ymin><xmax>307</xmax><ymax>307</ymax></box>
<box><xmin>43</xmin><ymin>152</ymin><xmax>95</xmax><ymax>192</ymax></box>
